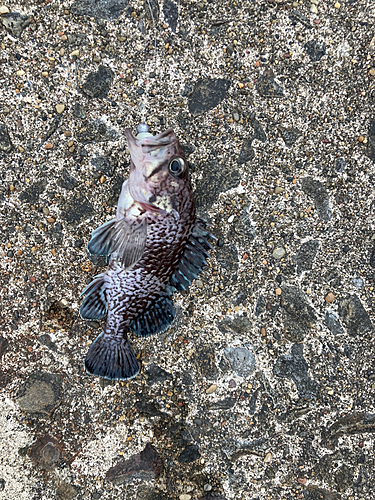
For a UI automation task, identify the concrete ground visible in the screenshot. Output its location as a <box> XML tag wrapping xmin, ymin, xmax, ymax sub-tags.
<box><xmin>0</xmin><ymin>0</ymin><xmax>375</xmax><ymax>499</ymax></box>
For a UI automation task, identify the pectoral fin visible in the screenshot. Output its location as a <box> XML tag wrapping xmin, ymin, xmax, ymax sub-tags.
<box><xmin>87</xmin><ymin>218</ymin><xmax>147</xmax><ymax>269</ymax></box>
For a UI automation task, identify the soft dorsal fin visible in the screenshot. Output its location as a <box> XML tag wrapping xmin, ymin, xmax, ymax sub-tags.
<box><xmin>170</xmin><ymin>218</ymin><xmax>214</xmax><ymax>290</ymax></box>
<box><xmin>129</xmin><ymin>295</ymin><xmax>176</xmax><ymax>337</ymax></box>
<box><xmin>80</xmin><ymin>274</ymin><xmax>107</xmax><ymax>320</ymax></box>
<box><xmin>87</xmin><ymin>217</ymin><xmax>147</xmax><ymax>269</ymax></box>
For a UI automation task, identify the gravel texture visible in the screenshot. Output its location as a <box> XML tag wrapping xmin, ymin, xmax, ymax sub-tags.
<box><xmin>1</xmin><ymin>1</ymin><xmax>375</xmax><ymax>499</ymax></box>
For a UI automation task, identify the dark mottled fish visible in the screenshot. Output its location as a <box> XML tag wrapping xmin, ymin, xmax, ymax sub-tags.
<box><xmin>80</xmin><ymin>124</ymin><xmax>213</xmax><ymax>380</ymax></box>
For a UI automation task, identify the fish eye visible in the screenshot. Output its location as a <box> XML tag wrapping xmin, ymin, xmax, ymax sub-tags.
<box><xmin>168</xmin><ymin>157</ymin><xmax>185</xmax><ymax>176</ymax></box>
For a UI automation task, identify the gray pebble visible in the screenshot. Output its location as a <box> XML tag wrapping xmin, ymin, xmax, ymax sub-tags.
<box><xmin>224</xmin><ymin>347</ymin><xmax>255</xmax><ymax>377</ymax></box>
<box><xmin>272</xmin><ymin>247</ymin><xmax>285</xmax><ymax>260</ymax></box>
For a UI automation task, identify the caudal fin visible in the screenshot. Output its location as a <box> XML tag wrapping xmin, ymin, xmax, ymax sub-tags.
<box><xmin>84</xmin><ymin>332</ymin><xmax>140</xmax><ymax>380</ymax></box>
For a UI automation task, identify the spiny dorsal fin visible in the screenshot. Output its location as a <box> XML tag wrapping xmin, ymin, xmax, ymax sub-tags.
<box><xmin>169</xmin><ymin>218</ymin><xmax>215</xmax><ymax>291</ymax></box>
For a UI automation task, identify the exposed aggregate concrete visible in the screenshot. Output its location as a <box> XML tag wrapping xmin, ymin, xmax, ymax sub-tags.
<box><xmin>1</xmin><ymin>0</ymin><xmax>375</xmax><ymax>499</ymax></box>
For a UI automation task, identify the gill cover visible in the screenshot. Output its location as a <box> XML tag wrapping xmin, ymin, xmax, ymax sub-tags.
<box><xmin>124</xmin><ymin>126</ymin><xmax>185</xmax><ymax>211</ymax></box>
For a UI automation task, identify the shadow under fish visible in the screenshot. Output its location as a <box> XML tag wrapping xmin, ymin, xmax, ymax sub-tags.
<box><xmin>80</xmin><ymin>124</ymin><xmax>213</xmax><ymax>380</ymax></box>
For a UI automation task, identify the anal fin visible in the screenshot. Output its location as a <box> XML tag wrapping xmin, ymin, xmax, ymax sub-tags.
<box><xmin>129</xmin><ymin>295</ymin><xmax>176</xmax><ymax>337</ymax></box>
<box><xmin>80</xmin><ymin>274</ymin><xmax>107</xmax><ymax>320</ymax></box>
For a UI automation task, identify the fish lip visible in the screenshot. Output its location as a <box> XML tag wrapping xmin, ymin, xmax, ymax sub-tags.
<box><xmin>125</xmin><ymin>127</ymin><xmax>181</xmax><ymax>176</ymax></box>
<box><xmin>124</xmin><ymin>128</ymin><xmax>178</xmax><ymax>153</ymax></box>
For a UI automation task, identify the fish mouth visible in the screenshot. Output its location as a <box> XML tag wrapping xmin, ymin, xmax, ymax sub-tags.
<box><xmin>124</xmin><ymin>128</ymin><xmax>178</xmax><ymax>166</ymax></box>
<box><xmin>125</xmin><ymin>127</ymin><xmax>182</xmax><ymax>211</ymax></box>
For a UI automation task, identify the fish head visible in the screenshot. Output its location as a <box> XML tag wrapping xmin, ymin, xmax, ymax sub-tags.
<box><xmin>124</xmin><ymin>126</ymin><xmax>190</xmax><ymax>215</ymax></box>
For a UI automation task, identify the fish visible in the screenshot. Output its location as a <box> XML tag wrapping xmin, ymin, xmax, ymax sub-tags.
<box><xmin>79</xmin><ymin>123</ymin><xmax>213</xmax><ymax>380</ymax></box>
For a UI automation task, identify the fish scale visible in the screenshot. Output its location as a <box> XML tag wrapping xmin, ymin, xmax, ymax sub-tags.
<box><xmin>80</xmin><ymin>125</ymin><xmax>213</xmax><ymax>380</ymax></box>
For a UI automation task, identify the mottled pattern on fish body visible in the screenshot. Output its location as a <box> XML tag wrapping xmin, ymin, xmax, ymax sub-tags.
<box><xmin>106</xmin><ymin>175</ymin><xmax>195</xmax><ymax>334</ymax></box>
<box><xmin>80</xmin><ymin>126</ymin><xmax>213</xmax><ymax>380</ymax></box>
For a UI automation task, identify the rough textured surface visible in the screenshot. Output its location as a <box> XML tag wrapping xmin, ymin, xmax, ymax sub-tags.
<box><xmin>1</xmin><ymin>1</ymin><xmax>375</xmax><ymax>500</ymax></box>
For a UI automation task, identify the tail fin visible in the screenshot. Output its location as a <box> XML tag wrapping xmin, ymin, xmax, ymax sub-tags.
<box><xmin>84</xmin><ymin>332</ymin><xmax>139</xmax><ymax>380</ymax></box>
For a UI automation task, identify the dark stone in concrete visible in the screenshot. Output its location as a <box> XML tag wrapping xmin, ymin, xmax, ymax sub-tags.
<box><xmin>327</xmin><ymin>413</ymin><xmax>375</xmax><ymax>439</ymax></box>
<box><xmin>335</xmin><ymin>463</ymin><xmax>355</xmax><ymax>492</ymax></box>
<box><xmin>56</xmin><ymin>481</ymin><xmax>79</xmax><ymax>500</ymax></box>
<box><xmin>163</xmin><ymin>0</ymin><xmax>178</xmax><ymax>32</ymax></box>
<box><xmin>278</xmin><ymin>126</ymin><xmax>302</xmax><ymax>147</ymax></box>
<box><xmin>188</xmin><ymin>79</ymin><xmax>231</xmax><ymax>116</ymax></box>
<box><xmin>215</xmin><ymin>243</ymin><xmax>239</xmax><ymax>274</ymax></box>
<box><xmin>303</xmin><ymin>487</ymin><xmax>340</xmax><ymax>500</ymax></box>
<box><xmin>370</xmin><ymin>246</ymin><xmax>375</xmax><ymax>267</ymax></box>
<box><xmin>289</xmin><ymin>9</ymin><xmax>311</xmax><ymax>28</ymax></box>
<box><xmin>218</xmin><ymin>315</ymin><xmax>251</xmax><ymax>335</ymax></box>
<box><xmin>57</xmin><ymin>168</ymin><xmax>79</xmax><ymax>190</ymax></box>
<box><xmin>76</xmin><ymin>120</ymin><xmax>119</xmax><ymax>144</ymax></box>
<box><xmin>134</xmin><ymin>401</ymin><xmax>166</xmax><ymax>418</ymax></box>
<box><xmin>0</xmin><ymin>12</ymin><xmax>30</xmax><ymax>36</ymax></box>
<box><xmin>250</xmin><ymin>117</ymin><xmax>267</xmax><ymax>142</ymax></box>
<box><xmin>366</xmin><ymin>121</ymin><xmax>375</xmax><ymax>160</ymax></box>
<box><xmin>230</xmin><ymin>438</ymin><xmax>268</xmax><ymax>460</ymax></box>
<box><xmin>0</xmin><ymin>123</ymin><xmax>13</xmax><ymax>152</ymax></box>
<box><xmin>335</xmin><ymin>157</ymin><xmax>346</xmax><ymax>173</ymax></box>
<box><xmin>72</xmin><ymin>103</ymin><xmax>86</xmax><ymax>119</ymax></box>
<box><xmin>19</xmin><ymin>180</ymin><xmax>47</xmax><ymax>204</ymax></box>
<box><xmin>0</xmin><ymin>336</ymin><xmax>9</xmax><ymax>360</ymax></box>
<box><xmin>195</xmin><ymin>345</ymin><xmax>218</xmax><ymax>380</ymax></box>
<box><xmin>237</xmin><ymin>139</ymin><xmax>255</xmax><ymax>164</ymax></box>
<box><xmin>146</xmin><ymin>364</ymin><xmax>172</xmax><ymax>385</ymax></box>
<box><xmin>194</xmin><ymin>162</ymin><xmax>241</xmax><ymax>209</ymax></box>
<box><xmin>273</xmin><ymin>344</ymin><xmax>319</xmax><ymax>400</ymax></box>
<box><xmin>178</xmin><ymin>444</ymin><xmax>201</xmax><ymax>463</ymax></box>
<box><xmin>91</xmin><ymin>155</ymin><xmax>116</xmax><ymax>176</ymax></box>
<box><xmin>301</xmin><ymin>176</ymin><xmax>329</xmax><ymax>205</ymax></box>
<box><xmin>17</xmin><ymin>372</ymin><xmax>62</xmax><ymax>416</ymax></box>
<box><xmin>181</xmin><ymin>372</ymin><xmax>193</xmax><ymax>386</ymax></box>
<box><xmin>257</xmin><ymin>69</ymin><xmax>284</xmax><ymax>98</ymax></box>
<box><xmin>210</xmin><ymin>397</ymin><xmax>236</xmax><ymax>410</ymax></box>
<box><xmin>338</xmin><ymin>295</ymin><xmax>373</xmax><ymax>336</ymax></box>
<box><xmin>301</xmin><ymin>176</ymin><xmax>331</xmax><ymax>221</ymax></box>
<box><xmin>107</xmin><ymin>175</ymin><xmax>124</xmax><ymax>206</ymax></box>
<box><xmin>81</xmin><ymin>65</ymin><xmax>114</xmax><ymax>99</ymax></box>
<box><xmin>293</xmin><ymin>240</ymin><xmax>320</xmax><ymax>273</ymax></box>
<box><xmin>324</xmin><ymin>312</ymin><xmax>344</xmax><ymax>336</ymax></box>
<box><xmin>0</xmin><ymin>478</ymin><xmax>4</xmax><ymax>491</ymax></box>
<box><xmin>29</xmin><ymin>434</ymin><xmax>62</xmax><ymax>470</ymax></box>
<box><xmin>40</xmin><ymin>442</ymin><xmax>60</xmax><ymax>467</ymax></box>
<box><xmin>255</xmin><ymin>294</ymin><xmax>266</xmax><ymax>317</ymax></box>
<box><xmin>223</xmin><ymin>347</ymin><xmax>255</xmax><ymax>377</ymax></box>
<box><xmin>37</xmin><ymin>334</ymin><xmax>58</xmax><ymax>352</ymax></box>
<box><xmin>42</xmin><ymin>115</ymin><xmax>62</xmax><ymax>142</ymax></box>
<box><xmin>145</xmin><ymin>0</ymin><xmax>159</xmax><ymax>24</ymax></box>
<box><xmin>106</xmin><ymin>443</ymin><xmax>162</xmax><ymax>485</ymax></box>
<box><xmin>71</xmin><ymin>0</ymin><xmax>129</xmax><ymax>20</ymax></box>
<box><xmin>280</xmin><ymin>285</ymin><xmax>316</xmax><ymax>342</ymax></box>
<box><xmin>180</xmin><ymin>142</ymin><xmax>196</xmax><ymax>156</ymax></box>
<box><xmin>60</xmin><ymin>191</ymin><xmax>94</xmax><ymax>225</ymax></box>
<box><xmin>304</xmin><ymin>40</ymin><xmax>326</xmax><ymax>62</ymax></box>
<box><xmin>138</xmin><ymin>19</ymin><xmax>146</xmax><ymax>34</ymax></box>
